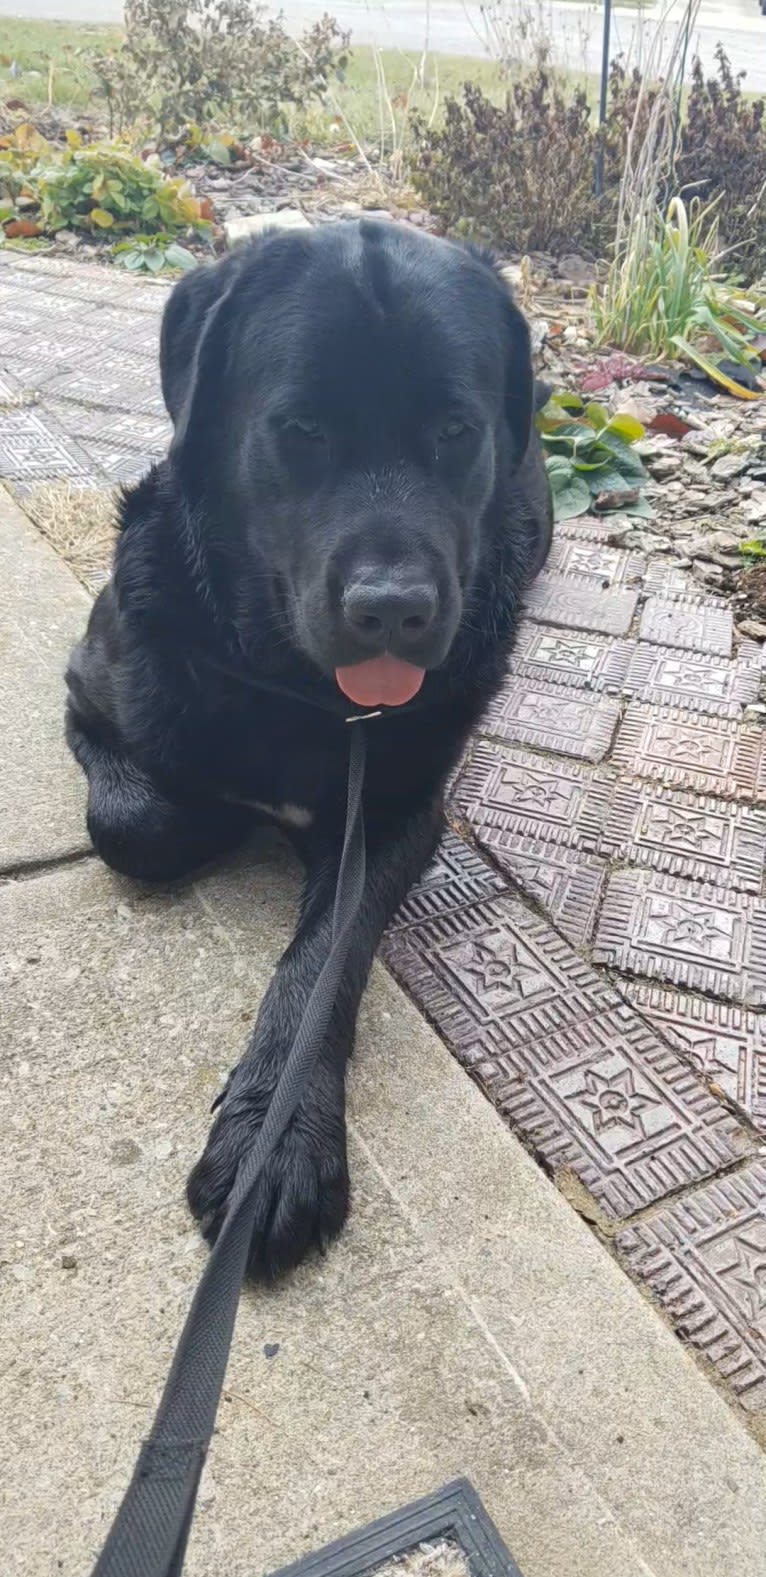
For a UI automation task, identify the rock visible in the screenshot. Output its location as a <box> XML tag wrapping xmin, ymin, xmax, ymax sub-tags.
<box><xmin>711</xmin><ymin>451</ymin><xmax>750</xmax><ymax>481</ymax></box>
<box><xmin>738</xmin><ymin>618</ymin><xmax>766</xmax><ymax>641</ymax></box>
<box><xmin>745</xmin><ymin>489</ymin><xmax>766</xmax><ymax>523</ymax></box>
<box><xmin>613</xmin><ymin>394</ymin><xmax>655</xmax><ymax>426</ymax></box>
<box><xmin>692</xmin><ymin>561</ymin><xmax>725</xmax><ymax>586</ymax></box>
<box><xmin>681</xmin><ymin>432</ymin><xmax>713</xmax><ymax>458</ymax></box>
<box><xmin>562</xmin><ymin>325</ymin><xmax>579</xmax><ymax>345</ymax></box>
<box><xmin>557</xmin><ymin>253</ymin><xmax>597</xmax><ymax>286</ymax></box>
<box><xmin>530</xmin><ymin>319</ymin><xmax>549</xmax><ymax>354</ymax></box>
<box><xmin>647</xmin><ymin>455</ymin><xmax>679</xmax><ymax>480</ymax></box>
<box><xmin>224</xmin><ymin>208</ymin><xmax>311</xmax><ymax>246</ymax></box>
<box><xmin>744</xmin><ymin>703</ymin><xmax>766</xmax><ymax>721</ymax></box>
<box><xmin>686</xmin><ymin>529</ymin><xmax>748</xmax><ymax>559</ymax></box>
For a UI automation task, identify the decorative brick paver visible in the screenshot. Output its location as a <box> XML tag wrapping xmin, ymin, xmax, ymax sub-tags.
<box><xmin>611</xmin><ymin>705</ymin><xmax>766</xmax><ymax>800</ymax></box>
<box><xmin>523</xmin><ymin>571</ymin><xmax>640</xmax><ymax>635</ymax></box>
<box><xmin>2</xmin><ymin>249</ymin><xmax>766</xmax><ymax>1423</ymax></box>
<box><xmin>639</xmin><ymin>596</ymin><xmax>734</xmax><ymax>656</ymax></box>
<box><xmin>594</xmin><ymin>871</ymin><xmax>766</xmax><ymax>1005</ymax></box>
<box><xmin>484</xmin><ymin>677</ymin><xmax>622</xmax><ymax>760</ymax></box>
<box><xmin>621</xmin><ymin>983</ymin><xmax>766</xmax><ymax>1126</ymax></box>
<box><xmin>616</xmin><ymin>1162</ymin><xmax>766</xmax><ymax>1413</ymax></box>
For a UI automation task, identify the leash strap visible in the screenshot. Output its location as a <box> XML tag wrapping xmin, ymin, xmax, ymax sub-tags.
<box><xmin>91</xmin><ymin>726</ymin><xmax>367</xmax><ymax>1577</ymax></box>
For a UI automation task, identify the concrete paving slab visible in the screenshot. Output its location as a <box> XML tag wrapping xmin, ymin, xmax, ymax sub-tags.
<box><xmin>2</xmin><ymin>851</ymin><xmax>764</xmax><ymax>1577</ymax></box>
<box><xmin>0</xmin><ymin>484</ymin><xmax>90</xmax><ymax>869</ymax></box>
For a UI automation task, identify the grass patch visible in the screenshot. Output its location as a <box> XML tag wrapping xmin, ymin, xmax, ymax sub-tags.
<box><xmin>1</xmin><ymin>19</ymin><xmax>121</xmax><ymax>113</ymax></box>
<box><xmin>22</xmin><ymin>481</ymin><xmax>118</xmax><ymax>593</ymax></box>
<box><xmin>1</xmin><ymin>17</ymin><xmax>597</xmax><ymax>137</ymax></box>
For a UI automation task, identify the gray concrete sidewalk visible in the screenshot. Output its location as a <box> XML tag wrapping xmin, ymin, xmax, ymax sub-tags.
<box><xmin>1</xmin><ymin>481</ymin><xmax>765</xmax><ymax>1575</ymax></box>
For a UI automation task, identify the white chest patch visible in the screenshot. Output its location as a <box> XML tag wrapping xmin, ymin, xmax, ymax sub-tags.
<box><xmin>225</xmin><ymin>794</ymin><xmax>314</xmax><ymax>829</ymax></box>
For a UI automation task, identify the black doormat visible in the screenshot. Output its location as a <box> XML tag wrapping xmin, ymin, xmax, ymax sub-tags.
<box><xmin>270</xmin><ymin>1478</ymin><xmax>523</xmax><ymax>1577</ymax></box>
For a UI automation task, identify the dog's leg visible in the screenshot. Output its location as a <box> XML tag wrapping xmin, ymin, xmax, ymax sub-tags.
<box><xmin>67</xmin><ymin>711</ymin><xmax>253</xmax><ymax>883</ymax></box>
<box><xmin>187</xmin><ymin>799</ymin><xmax>443</xmax><ymax>1278</ymax></box>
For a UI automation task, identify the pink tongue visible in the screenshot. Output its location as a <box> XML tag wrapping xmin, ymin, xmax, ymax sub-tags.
<box><xmin>335</xmin><ymin>654</ymin><xmax>425</xmax><ymax>708</ymax></box>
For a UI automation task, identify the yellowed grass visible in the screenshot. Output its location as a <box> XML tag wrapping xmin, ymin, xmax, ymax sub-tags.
<box><xmin>22</xmin><ymin>481</ymin><xmax>117</xmax><ymax>594</ymax></box>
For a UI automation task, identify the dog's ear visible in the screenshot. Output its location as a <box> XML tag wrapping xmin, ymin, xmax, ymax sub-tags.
<box><xmin>168</xmin><ymin>232</ymin><xmax>315</xmax><ymax>496</ymax></box>
<box><xmin>498</xmin><ymin>285</ymin><xmax>535</xmax><ymax>466</ymax></box>
<box><xmin>461</xmin><ymin>243</ymin><xmax>535</xmax><ymax>466</ymax></box>
<box><xmin>159</xmin><ymin>256</ymin><xmax>237</xmax><ymax>425</ymax></box>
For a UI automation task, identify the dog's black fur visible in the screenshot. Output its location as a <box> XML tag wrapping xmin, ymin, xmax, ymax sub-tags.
<box><xmin>65</xmin><ymin>221</ymin><xmax>552</xmax><ymax>1277</ymax></box>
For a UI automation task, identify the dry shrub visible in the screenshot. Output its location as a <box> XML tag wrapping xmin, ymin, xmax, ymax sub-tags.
<box><xmin>408</xmin><ymin>56</ymin><xmax>654</xmax><ymax>257</ymax></box>
<box><xmin>679</xmin><ymin>48</ymin><xmax>766</xmax><ymax>282</ymax></box>
<box><xmin>409</xmin><ymin>67</ymin><xmax>604</xmax><ymax>256</ymax></box>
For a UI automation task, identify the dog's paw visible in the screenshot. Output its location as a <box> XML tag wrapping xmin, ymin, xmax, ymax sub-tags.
<box><xmin>186</xmin><ymin>1076</ymin><xmax>349</xmax><ymax>1280</ymax></box>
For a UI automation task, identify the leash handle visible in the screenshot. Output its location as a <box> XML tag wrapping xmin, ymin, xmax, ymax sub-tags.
<box><xmin>91</xmin><ymin>727</ymin><xmax>367</xmax><ymax>1577</ymax></box>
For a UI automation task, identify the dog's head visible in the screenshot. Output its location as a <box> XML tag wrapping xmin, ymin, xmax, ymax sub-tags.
<box><xmin>161</xmin><ymin>221</ymin><xmax>536</xmax><ymax>705</ymax></box>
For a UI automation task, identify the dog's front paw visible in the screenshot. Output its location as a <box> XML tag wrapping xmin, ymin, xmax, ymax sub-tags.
<box><xmin>186</xmin><ymin>1069</ymin><xmax>349</xmax><ymax>1279</ymax></box>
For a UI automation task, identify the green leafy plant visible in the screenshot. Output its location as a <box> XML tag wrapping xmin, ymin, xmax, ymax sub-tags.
<box><xmin>593</xmin><ymin>196</ymin><xmax>766</xmax><ymax>397</ymax></box>
<box><xmin>112</xmin><ymin>232</ymin><xmax>198</xmax><ymax>272</ymax></box>
<box><xmin>740</xmin><ymin>539</ymin><xmax>766</xmax><ymax>562</ymax></box>
<box><xmin>537</xmin><ymin>393</ymin><xmax>651</xmax><ymax>523</ymax></box>
<box><xmin>93</xmin><ymin>0</ymin><xmax>349</xmax><ymax>142</ymax></box>
<box><xmin>1</xmin><ymin>133</ymin><xmax>211</xmax><ymax>240</ymax></box>
<box><xmin>35</xmin><ymin>144</ymin><xmax>208</xmax><ymax>234</ymax></box>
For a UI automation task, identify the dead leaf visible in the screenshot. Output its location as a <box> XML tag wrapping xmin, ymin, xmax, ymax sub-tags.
<box><xmin>11</xmin><ymin>121</ymin><xmax>50</xmax><ymax>154</ymax></box>
<box><xmin>594</xmin><ymin>487</ymin><xmax>640</xmax><ymax>511</ymax></box>
<box><xmin>4</xmin><ymin>218</ymin><xmax>41</xmax><ymax>238</ymax></box>
<box><xmin>648</xmin><ymin>410</ymin><xmax>694</xmax><ymax>439</ymax></box>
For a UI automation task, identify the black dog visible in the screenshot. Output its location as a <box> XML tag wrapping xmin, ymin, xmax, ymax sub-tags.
<box><xmin>65</xmin><ymin>221</ymin><xmax>552</xmax><ymax>1277</ymax></box>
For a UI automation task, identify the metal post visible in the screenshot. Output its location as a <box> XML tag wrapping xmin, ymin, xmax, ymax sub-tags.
<box><xmin>595</xmin><ymin>0</ymin><xmax>612</xmax><ymax>197</ymax></box>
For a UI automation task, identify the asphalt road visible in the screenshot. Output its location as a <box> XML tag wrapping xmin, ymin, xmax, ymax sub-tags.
<box><xmin>1</xmin><ymin>0</ymin><xmax>764</xmax><ymax>91</ymax></box>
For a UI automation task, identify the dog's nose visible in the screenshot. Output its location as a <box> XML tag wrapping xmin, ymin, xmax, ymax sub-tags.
<box><xmin>342</xmin><ymin>580</ymin><xmax>438</xmax><ymax>648</ymax></box>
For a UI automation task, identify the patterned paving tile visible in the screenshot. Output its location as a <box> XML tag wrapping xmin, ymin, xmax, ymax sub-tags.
<box><xmin>556</xmin><ymin>516</ymin><xmax>628</xmax><ymax>544</ymax></box>
<box><xmin>44</xmin><ymin>400</ymin><xmax>171</xmax><ymax>456</ymax></box>
<box><xmin>0</xmin><ymin>404</ymin><xmax>96</xmax><ymax>482</ymax></box>
<box><xmin>591</xmin><ymin>782</ymin><xmax>766</xmax><ymax>892</ymax></box>
<box><xmin>621</xmin><ymin>981</ymin><xmax>766</xmax><ymax>1132</ymax></box>
<box><xmin>79</xmin><ymin>443</ymin><xmax>152</xmax><ymax>484</ymax></box>
<box><xmin>523</xmin><ymin>572</ymin><xmax>640</xmax><ymax>636</ymax></box>
<box><xmin>381</xmin><ymin>894</ymin><xmax>618</xmax><ymax>1059</ymax></box>
<box><xmin>510</xmin><ymin>623</ymin><xmax>634</xmax><ymax>693</ymax></box>
<box><xmin>593</xmin><ymin>871</ymin><xmax>766</xmax><ymax>1005</ymax></box>
<box><xmin>0</xmin><ymin>326</ymin><xmax>108</xmax><ymax>388</ymax></box>
<box><xmin>545</xmin><ymin>539</ymin><xmax>646</xmax><ymax>587</ymax></box>
<box><xmin>472</xmin><ymin>837</ymin><xmax>607</xmax><ymax>946</ymax></box>
<box><xmin>616</xmin><ymin>1162</ymin><xmax>766</xmax><ymax>1412</ymax></box>
<box><xmin>483</xmin><ymin>677</ymin><xmax>621</xmax><ymax>762</ymax></box>
<box><xmin>642</xmin><ymin>560</ymin><xmax>727</xmax><ymax>604</ymax></box>
<box><xmin>454</xmin><ymin>742</ymin><xmax>604</xmax><ymax>848</ymax></box>
<box><xmin>639</xmin><ymin>597</ymin><xmax>733</xmax><ymax>657</ymax></box>
<box><xmin>383</xmin><ymin>906</ymin><xmax>753</xmax><ymax>1218</ymax></box>
<box><xmin>106</xmin><ymin>317</ymin><xmax>163</xmax><ymax>357</ymax></box>
<box><xmin>388</xmin><ymin>830</ymin><xmax>507</xmax><ymax>932</ymax></box>
<box><xmin>0</xmin><ymin>255</ymin><xmax>169</xmax><ymax>312</ymax></box>
<box><xmin>611</xmin><ymin>705</ymin><xmax>766</xmax><ymax>800</ymax></box>
<box><xmin>622</xmin><ymin>641</ymin><xmax>761</xmax><ymax>717</ymax></box>
<box><xmin>0</xmin><ymin>287</ymin><xmax>90</xmax><ymax>332</ymax></box>
<box><xmin>43</xmin><ymin>355</ymin><xmax>165</xmax><ymax>417</ymax></box>
<box><xmin>457</xmin><ymin>740</ymin><xmax>766</xmax><ymax>894</ymax></box>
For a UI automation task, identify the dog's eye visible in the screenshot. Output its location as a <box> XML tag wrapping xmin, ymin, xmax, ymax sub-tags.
<box><xmin>439</xmin><ymin>420</ymin><xmax>468</xmax><ymax>441</ymax></box>
<box><xmin>288</xmin><ymin>418</ymin><xmax>326</xmax><ymax>442</ymax></box>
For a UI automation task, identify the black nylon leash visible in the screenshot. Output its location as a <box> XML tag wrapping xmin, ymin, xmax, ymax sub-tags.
<box><xmin>91</xmin><ymin>723</ymin><xmax>367</xmax><ymax>1577</ymax></box>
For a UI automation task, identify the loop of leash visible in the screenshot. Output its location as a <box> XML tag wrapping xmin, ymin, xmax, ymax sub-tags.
<box><xmin>91</xmin><ymin>725</ymin><xmax>367</xmax><ymax>1577</ymax></box>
